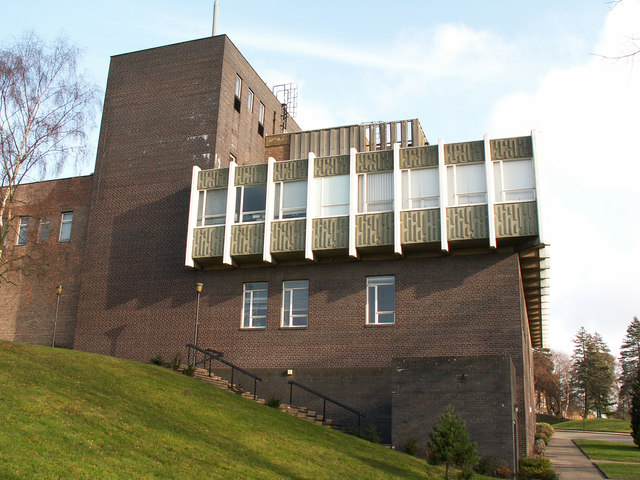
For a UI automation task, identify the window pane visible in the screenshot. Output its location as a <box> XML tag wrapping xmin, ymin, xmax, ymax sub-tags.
<box><xmin>38</xmin><ymin>218</ymin><xmax>50</xmax><ymax>242</ymax></box>
<box><xmin>456</xmin><ymin>164</ymin><xmax>485</xmax><ymax>195</ymax></box>
<box><xmin>282</xmin><ymin>181</ymin><xmax>307</xmax><ymax>218</ymax></box>
<box><xmin>283</xmin><ymin>290</ymin><xmax>291</xmax><ymax>326</ymax></box>
<box><xmin>378</xmin><ymin>313</ymin><xmax>395</xmax><ymax>324</ymax></box>
<box><xmin>59</xmin><ymin>212</ymin><xmax>73</xmax><ymax>242</ymax></box>
<box><xmin>367</xmin><ymin>286</ymin><xmax>376</xmax><ymax>324</ymax></box>
<box><xmin>377</xmin><ymin>283</ymin><xmax>395</xmax><ymax>312</ymax></box>
<box><xmin>362</xmin><ymin>171</ymin><xmax>393</xmax><ymax>212</ymax></box>
<box><xmin>17</xmin><ymin>218</ymin><xmax>28</xmax><ymax>245</ymax></box>
<box><xmin>205</xmin><ymin>189</ymin><xmax>226</xmax><ymax>216</ymax></box>
<box><xmin>503</xmin><ymin>159</ymin><xmax>534</xmax><ymax>191</ymax></box>
<box><xmin>320</xmin><ymin>175</ymin><xmax>349</xmax><ymax>216</ymax></box>
<box><xmin>197</xmin><ymin>191</ymin><xmax>204</xmax><ymax>225</ymax></box>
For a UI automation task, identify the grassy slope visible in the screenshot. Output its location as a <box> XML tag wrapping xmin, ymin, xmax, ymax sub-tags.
<box><xmin>554</xmin><ymin>418</ymin><xmax>631</xmax><ymax>433</ymax></box>
<box><xmin>0</xmin><ymin>341</ymin><xmax>489</xmax><ymax>480</ymax></box>
<box><xmin>574</xmin><ymin>439</ymin><xmax>640</xmax><ymax>479</ymax></box>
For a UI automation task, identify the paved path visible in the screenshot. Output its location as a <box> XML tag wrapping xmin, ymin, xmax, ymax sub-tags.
<box><xmin>546</xmin><ymin>430</ymin><xmax>634</xmax><ymax>480</ymax></box>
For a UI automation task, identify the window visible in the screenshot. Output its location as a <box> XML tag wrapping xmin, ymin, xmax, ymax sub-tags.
<box><xmin>282</xmin><ymin>280</ymin><xmax>309</xmax><ymax>327</ymax></box>
<box><xmin>358</xmin><ymin>171</ymin><xmax>393</xmax><ymax>213</ymax></box>
<box><xmin>402</xmin><ymin>167</ymin><xmax>439</xmax><ymax>209</ymax></box>
<box><xmin>242</xmin><ymin>282</ymin><xmax>268</xmax><ymax>328</ymax></box>
<box><xmin>1</xmin><ymin>219</ymin><xmax>7</xmax><ymax>246</ymax></box>
<box><xmin>274</xmin><ymin>180</ymin><xmax>307</xmax><ymax>220</ymax></box>
<box><xmin>493</xmin><ymin>158</ymin><xmax>536</xmax><ymax>202</ymax></box>
<box><xmin>315</xmin><ymin>175</ymin><xmax>349</xmax><ymax>217</ymax></box>
<box><xmin>447</xmin><ymin>163</ymin><xmax>487</xmax><ymax>206</ymax></box>
<box><xmin>258</xmin><ymin>102</ymin><xmax>265</xmax><ymax>125</ymax></box>
<box><xmin>235</xmin><ymin>184</ymin><xmax>266</xmax><ymax>223</ymax></box>
<box><xmin>247</xmin><ymin>89</ymin><xmax>254</xmax><ymax>112</ymax></box>
<box><xmin>367</xmin><ymin>276</ymin><xmax>395</xmax><ymax>324</ymax></box>
<box><xmin>38</xmin><ymin>217</ymin><xmax>50</xmax><ymax>242</ymax></box>
<box><xmin>234</xmin><ymin>75</ymin><xmax>242</xmax><ymax>112</ymax></box>
<box><xmin>197</xmin><ymin>189</ymin><xmax>227</xmax><ymax>226</ymax></box>
<box><xmin>16</xmin><ymin>217</ymin><xmax>29</xmax><ymax>245</ymax></box>
<box><xmin>59</xmin><ymin>212</ymin><xmax>73</xmax><ymax>242</ymax></box>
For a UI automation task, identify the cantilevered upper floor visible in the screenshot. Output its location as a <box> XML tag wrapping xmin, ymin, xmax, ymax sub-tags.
<box><xmin>184</xmin><ymin>119</ymin><xmax>549</xmax><ymax>346</ymax></box>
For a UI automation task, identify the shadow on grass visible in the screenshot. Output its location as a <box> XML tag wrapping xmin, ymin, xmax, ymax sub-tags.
<box><xmin>352</xmin><ymin>453</ymin><xmax>428</xmax><ymax>479</ymax></box>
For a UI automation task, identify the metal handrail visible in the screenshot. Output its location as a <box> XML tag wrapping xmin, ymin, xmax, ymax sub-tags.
<box><xmin>288</xmin><ymin>380</ymin><xmax>365</xmax><ymax>429</ymax></box>
<box><xmin>185</xmin><ymin>344</ymin><xmax>262</xmax><ymax>400</ymax></box>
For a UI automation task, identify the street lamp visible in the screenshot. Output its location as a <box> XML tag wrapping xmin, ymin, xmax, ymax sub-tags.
<box><xmin>52</xmin><ymin>285</ymin><xmax>63</xmax><ymax>347</ymax></box>
<box><xmin>193</xmin><ymin>283</ymin><xmax>203</xmax><ymax>365</ymax></box>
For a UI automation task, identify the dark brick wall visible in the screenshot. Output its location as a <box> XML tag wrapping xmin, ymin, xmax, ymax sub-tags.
<box><xmin>0</xmin><ymin>176</ymin><xmax>92</xmax><ymax>347</ymax></box>
<box><xmin>392</xmin><ymin>355</ymin><xmax>517</xmax><ymax>469</ymax></box>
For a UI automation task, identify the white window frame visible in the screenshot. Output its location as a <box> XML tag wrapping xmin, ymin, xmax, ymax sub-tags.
<box><xmin>366</xmin><ymin>275</ymin><xmax>395</xmax><ymax>325</ymax></box>
<box><xmin>258</xmin><ymin>102</ymin><xmax>265</xmax><ymax>125</ymax></box>
<box><xmin>247</xmin><ymin>89</ymin><xmax>254</xmax><ymax>112</ymax></box>
<box><xmin>235</xmin><ymin>184</ymin><xmax>266</xmax><ymax>223</ymax></box>
<box><xmin>38</xmin><ymin>217</ymin><xmax>50</xmax><ymax>243</ymax></box>
<box><xmin>16</xmin><ymin>217</ymin><xmax>29</xmax><ymax>246</ymax></box>
<box><xmin>358</xmin><ymin>171</ymin><xmax>394</xmax><ymax>213</ymax></box>
<box><xmin>197</xmin><ymin>189</ymin><xmax>227</xmax><ymax>227</ymax></box>
<box><xmin>242</xmin><ymin>282</ymin><xmax>268</xmax><ymax>329</ymax></box>
<box><xmin>281</xmin><ymin>280</ymin><xmax>309</xmax><ymax>328</ymax></box>
<box><xmin>493</xmin><ymin>158</ymin><xmax>536</xmax><ymax>203</ymax></box>
<box><xmin>317</xmin><ymin>175</ymin><xmax>350</xmax><ymax>217</ymax></box>
<box><xmin>59</xmin><ymin>212</ymin><xmax>73</xmax><ymax>242</ymax></box>
<box><xmin>401</xmin><ymin>167</ymin><xmax>440</xmax><ymax>210</ymax></box>
<box><xmin>234</xmin><ymin>75</ymin><xmax>242</xmax><ymax>98</ymax></box>
<box><xmin>447</xmin><ymin>163</ymin><xmax>487</xmax><ymax>207</ymax></box>
<box><xmin>274</xmin><ymin>180</ymin><xmax>307</xmax><ymax>220</ymax></box>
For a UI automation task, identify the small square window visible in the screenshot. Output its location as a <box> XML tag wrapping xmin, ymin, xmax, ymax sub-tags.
<box><xmin>16</xmin><ymin>217</ymin><xmax>29</xmax><ymax>246</ymax></box>
<box><xmin>197</xmin><ymin>189</ymin><xmax>227</xmax><ymax>226</ymax></box>
<box><xmin>274</xmin><ymin>181</ymin><xmax>307</xmax><ymax>220</ymax></box>
<box><xmin>282</xmin><ymin>280</ymin><xmax>309</xmax><ymax>327</ymax></box>
<box><xmin>243</xmin><ymin>282</ymin><xmax>268</xmax><ymax>328</ymax></box>
<box><xmin>59</xmin><ymin>212</ymin><xmax>73</xmax><ymax>242</ymax></box>
<box><xmin>366</xmin><ymin>276</ymin><xmax>395</xmax><ymax>325</ymax></box>
<box><xmin>235</xmin><ymin>184</ymin><xmax>266</xmax><ymax>223</ymax></box>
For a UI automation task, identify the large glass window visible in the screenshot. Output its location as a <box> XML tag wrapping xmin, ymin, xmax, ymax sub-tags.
<box><xmin>197</xmin><ymin>189</ymin><xmax>227</xmax><ymax>226</ymax></box>
<box><xmin>16</xmin><ymin>217</ymin><xmax>29</xmax><ymax>246</ymax></box>
<box><xmin>402</xmin><ymin>167</ymin><xmax>439</xmax><ymax>209</ymax></box>
<box><xmin>493</xmin><ymin>158</ymin><xmax>536</xmax><ymax>202</ymax></box>
<box><xmin>358</xmin><ymin>171</ymin><xmax>393</xmax><ymax>213</ymax></box>
<box><xmin>316</xmin><ymin>175</ymin><xmax>349</xmax><ymax>217</ymax></box>
<box><xmin>447</xmin><ymin>163</ymin><xmax>487</xmax><ymax>206</ymax></box>
<box><xmin>366</xmin><ymin>276</ymin><xmax>395</xmax><ymax>324</ymax></box>
<box><xmin>282</xmin><ymin>280</ymin><xmax>309</xmax><ymax>327</ymax></box>
<box><xmin>274</xmin><ymin>180</ymin><xmax>307</xmax><ymax>220</ymax></box>
<box><xmin>242</xmin><ymin>282</ymin><xmax>268</xmax><ymax>328</ymax></box>
<box><xmin>235</xmin><ymin>184</ymin><xmax>266</xmax><ymax>223</ymax></box>
<box><xmin>38</xmin><ymin>217</ymin><xmax>50</xmax><ymax>242</ymax></box>
<box><xmin>59</xmin><ymin>212</ymin><xmax>73</xmax><ymax>242</ymax></box>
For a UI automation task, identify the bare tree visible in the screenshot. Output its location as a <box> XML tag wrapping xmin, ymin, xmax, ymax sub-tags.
<box><xmin>0</xmin><ymin>33</ymin><xmax>99</xmax><ymax>282</ymax></box>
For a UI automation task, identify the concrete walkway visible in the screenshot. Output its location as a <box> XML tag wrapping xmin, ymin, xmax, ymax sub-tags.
<box><xmin>546</xmin><ymin>430</ymin><xmax>634</xmax><ymax>480</ymax></box>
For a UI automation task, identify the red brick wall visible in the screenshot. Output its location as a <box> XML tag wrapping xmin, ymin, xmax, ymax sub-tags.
<box><xmin>0</xmin><ymin>176</ymin><xmax>92</xmax><ymax>347</ymax></box>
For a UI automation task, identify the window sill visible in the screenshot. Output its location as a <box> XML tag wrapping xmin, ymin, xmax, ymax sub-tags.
<box><xmin>364</xmin><ymin>323</ymin><xmax>395</xmax><ymax>327</ymax></box>
<box><xmin>239</xmin><ymin>327</ymin><xmax>266</xmax><ymax>331</ymax></box>
<box><xmin>279</xmin><ymin>326</ymin><xmax>308</xmax><ymax>330</ymax></box>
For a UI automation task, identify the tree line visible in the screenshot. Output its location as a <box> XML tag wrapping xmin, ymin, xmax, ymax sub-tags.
<box><xmin>535</xmin><ymin>316</ymin><xmax>640</xmax><ymax>420</ymax></box>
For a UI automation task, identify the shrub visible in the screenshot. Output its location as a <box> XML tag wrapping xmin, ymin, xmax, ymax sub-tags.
<box><xmin>150</xmin><ymin>355</ymin><xmax>164</xmax><ymax>366</ymax></box>
<box><xmin>536</xmin><ymin>422</ymin><xmax>555</xmax><ymax>439</ymax></box>
<box><xmin>345</xmin><ymin>427</ymin><xmax>362</xmax><ymax>438</ymax></box>
<box><xmin>516</xmin><ymin>455</ymin><xmax>558</xmax><ymax>480</ymax></box>
<box><xmin>403</xmin><ymin>436</ymin><xmax>419</xmax><ymax>456</ymax></box>
<box><xmin>426</xmin><ymin>406</ymin><xmax>479</xmax><ymax>480</ymax></box>
<box><xmin>495</xmin><ymin>461</ymin><xmax>513</xmax><ymax>479</ymax></box>
<box><xmin>183</xmin><ymin>364</ymin><xmax>195</xmax><ymax>376</ymax></box>
<box><xmin>475</xmin><ymin>457</ymin><xmax>512</xmax><ymax>478</ymax></box>
<box><xmin>266</xmin><ymin>396</ymin><xmax>281</xmax><ymax>408</ymax></box>
<box><xmin>535</xmin><ymin>433</ymin><xmax>549</xmax><ymax>445</ymax></box>
<box><xmin>365</xmin><ymin>424</ymin><xmax>381</xmax><ymax>444</ymax></box>
<box><xmin>533</xmin><ymin>438</ymin><xmax>547</xmax><ymax>455</ymax></box>
<box><xmin>170</xmin><ymin>353</ymin><xmax>182</xmax><ymax>371</ymax></box>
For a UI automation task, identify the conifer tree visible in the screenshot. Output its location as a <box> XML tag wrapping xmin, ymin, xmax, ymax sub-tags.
<box><xmin>427</xmin><ymin>406</ymin><xmax>479</xmax><ymax>480</ymax></box>
<box><xmin>631</xmin><ymin>368</ymin><xmax>640</xmax><ymax>447</ymax></box>
<box><xmin>619</xmin><ymin>316</ymin><xmax>640</xmax><ymax>415</ymax></box>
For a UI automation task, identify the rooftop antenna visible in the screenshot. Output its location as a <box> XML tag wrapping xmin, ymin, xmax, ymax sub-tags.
<box><xmin>212</xmin><ymin>0</ymin><xmax>219</xmax><ymax>36</ymax></box>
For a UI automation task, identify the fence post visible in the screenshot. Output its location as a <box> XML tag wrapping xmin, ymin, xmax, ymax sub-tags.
<box><xmin>289</xmin><ymin>382</ymin><xmax>293</xmax><ymax>406</ymax></box>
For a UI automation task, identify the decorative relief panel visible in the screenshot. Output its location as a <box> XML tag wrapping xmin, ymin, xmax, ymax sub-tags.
<box><xmin>234</xmin><ymin>164</ymin><xmax>268</xmax><ymax>186</ymax></box>
<box><xmin>265</xmin><ymin>133</ymin><xmax>290</xmax><ymax>147</ymax></box>
<box><xmin>312</xmin><ymin>217</ymin><xmax>349</xmax><ymax>250</ymax></box>
<box><xmin>401</xmin><ymin>209</ymin><xmax>440</xmax><ymax>244</ymax></box>
<box><xmin>445</xmin><ymin>141</ymin><xmax>484</xmax><ymax>165</ymax></box>
<box><xmin>192</xmin><ymin>226</ymin><xmax>224</xmax><ymax>258</ymax></box>
<box><xmin>495</xmin><ymin>202</ymin><xmax>538</xmax><ymax>238</ymax></box>
<box><xmin>274</xmin><ymin>159</ymin><xmax>308</xmax><ymax>182</ymax></box>
<box><xmin>231</xmin><ymin>223</ymin><xmax>264</xmax><ymax>255</ymax></box>
<box><xmin>490</xmin><ymin>136</ymin><xmax>533</xmax><ymax>160</ymax></box>
<box><xmin>314</xmin><ymin>155</ymin><xmax>350</xmax><ymax>177</ymax></box>
<box><xmin>271</xmin><ymin>219</ymin><xmax>306</xmax><ymax>252</ymax></box>
<box><xmin>356</xmin><ymin>150</ymin><xmax>393</xmax><ymax>173</ymax></box>
<box><xmin>356</xmin><ymin>212</ymin><xmax>394</xmax><ymax>247</ymax></box>
<box><xmin>447</xmin><ymin>205</ymin><xmax>489</xmax><ymax>240</ymax></box>
<box><xmin>198</xmin><ymin>168</ymin><xmax>229</xmax><ymax>190</ymax></box>
<box><xmin>399</xmin><ymin>146</ymin><xmax>438</xmax><ymax>169</ymax></box>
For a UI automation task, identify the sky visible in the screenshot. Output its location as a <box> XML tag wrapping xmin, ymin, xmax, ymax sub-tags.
<box><xmin>2</xmin><ymin>1</ymin><xmax>639</xmax><ymax>357</ymax></box>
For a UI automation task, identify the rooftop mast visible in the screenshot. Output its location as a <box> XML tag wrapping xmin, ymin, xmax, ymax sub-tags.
<box><xmin>212</xmin><ymin>0</ymin><xmax>219</xmax><ymax>36</ymax></box>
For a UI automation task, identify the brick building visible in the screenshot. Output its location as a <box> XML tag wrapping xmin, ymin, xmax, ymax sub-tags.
<box><xmin>0</xmin><ymin>34</ymin><xmax>549</xmax><ymax>469</ymax></box>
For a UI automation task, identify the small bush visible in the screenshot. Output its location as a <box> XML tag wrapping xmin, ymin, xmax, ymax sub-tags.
<box><xmin>475</xmin><ymin>457</ymin><xmax>512</xmax><ymax>478</ymax></box>
<box><xmin>517</xmin><ymin>455</ymin><xmax>558</xmax><ymax>480</ymax></box>
<box><xmin>495</xmin><ymin>461</ymin><xmax>512</xmax><ymax>479</ymax></box>
<box><xmin>150</xmin><ymin>355</ymin><xmax>164</xmax><ymax>366</ymax></box>
<box><xmin>266</xmin><ymin>396</ymin><xmax>281</xmax><ymax>408</ymax></box>
<box><xmin>170</xmin><ymin>353</ymin><xmax>182</xmax><ymax>371</ymax></box>
<box><xmin>536</xmin><ymin>422</ymin><xmax>555</xmax><ymax>439</ymax></box>
<box><xmin>533</xmin><ymin>438</ymin><xmax>547</xmax><ymax>455</ymax></box>
<box><xmin>535</xmin><ymin>432</ymin><xmax>549</xmax><ymax>445</ymax></box>
<box><xmin>403</xmin><ymin>436</ymin><xmax>419</xmax><ymax>456</ymax></box>
<box><xmin>365</xmin><ymin>424</ymin><xmax>381</xmax><ymax>444</ymax></box>
<box><xmin>183</xmin><ymin>364</ymin><xmax>195</xmax><ymax>376</ymax></box>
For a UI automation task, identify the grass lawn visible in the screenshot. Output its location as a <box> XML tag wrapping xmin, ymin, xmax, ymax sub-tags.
<box><xmin>554</xmin><ymin>418</ymin><xmax>631</xmax><ymax>433</ymax></box>
<box><xmin>0</xmin><ymin>341</ymin><xmax>495</xmax><ymax>479</ymax></box>
<box><xmin>574</xmin><ymin>439</ymin><xmax>640</xmax><ymax>479</ymax></box>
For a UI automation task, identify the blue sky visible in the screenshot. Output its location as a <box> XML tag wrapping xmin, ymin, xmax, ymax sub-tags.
<box><xmin>2</xmin><ymin>1</ymin><xmax>639</xmax><ymax>357</ymax></box>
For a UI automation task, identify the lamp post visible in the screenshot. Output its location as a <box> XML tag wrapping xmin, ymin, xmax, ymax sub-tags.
<box><xmin>193</xmin><ymin>283</ymin><xmax>203</xmax><ymax>365</ymax></box>
<box><xmin>52</xmin><ymin>285</ymin><xmax>62</xmax><ymax>347</ymax></box>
